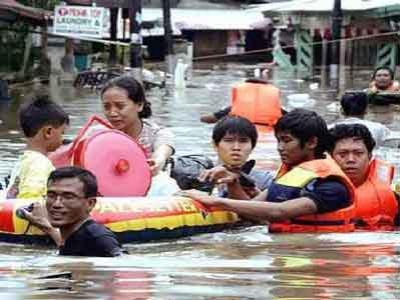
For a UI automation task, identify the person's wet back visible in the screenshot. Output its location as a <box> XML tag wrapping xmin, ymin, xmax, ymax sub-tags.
<box><xmin>23</xmin><ymin>166</ymin><xmax>124</xmax><ymax>257</ymax></box>
<box><xmin>200</xmin><ymin>70</ymin><xmax>282</xmax><ymax>126</ymax></box>
<box><xmin>329</xmin><ymin>92</ymin><xmax>390</xmax><ymax>146</ymax></box>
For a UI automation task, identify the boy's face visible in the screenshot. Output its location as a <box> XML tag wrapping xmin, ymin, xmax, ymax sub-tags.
<box><xmin>213</xmin><ymin>133</ymin><xmax>253</xmax><ymax>169</ymax></box>
<box><xmin>46</xmin><ymin>124</ymin><xmax>67</xmax><ymax>152</ymax></box>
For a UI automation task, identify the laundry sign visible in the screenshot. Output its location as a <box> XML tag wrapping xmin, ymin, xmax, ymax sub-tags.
<box><xmin>54</xmin><ymin>5</ymin><xmax>105</xmax><ymax>38</ymax></box>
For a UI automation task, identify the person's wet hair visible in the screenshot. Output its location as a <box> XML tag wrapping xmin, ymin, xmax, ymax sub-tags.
<box><xmin>274</xmin><ymin>108</ymin><xmax>329</xmax><ymax>158</ymax></box>
<box><xmin>19</xmin><ymin>94</ymin><xmax>69</xmax><ymax>138</ymax></box>
<box><xmin>329</xmin><ymin>124</ymin><xmax>376</xmax><ymax>155</ymax></box>
<box><xmin>48</xmin><ymin>166</ymin><xmax>98</xmax><ymax>198</ymax></box>
<box><xmin>212</xmin><ymin>116</ymin><xmax>258</xmax><ymax>149</ymax></box>
<box><xmin>101</xmin><ymin>75</ymin><xmax>152</xmax><ymax>118</ymax></box>
<box><xmin>372</xmin><ymin>66</ymin><xmax>394</xmax><ymax>81</ymax></box>
<box><xmin>340</xmin><ymin>92</ymin><xmax>368</xmax><ymax>116</ymax></box>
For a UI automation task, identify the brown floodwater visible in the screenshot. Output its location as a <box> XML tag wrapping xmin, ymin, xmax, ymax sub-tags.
<box><xmin>0</xmin><ymin>64</ymin><xmax>399</xmax><ymax>299</ymax></box>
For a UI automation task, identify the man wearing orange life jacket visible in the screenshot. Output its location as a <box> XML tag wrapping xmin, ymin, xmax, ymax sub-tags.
<box><xmin>200</xmin><ymin>72</ymin><xmax>283</xmax><ymax>126</ymax></box>
<box><xmin>367</xmin><ymin>66</ymin><xmax>400</xmax><ymax>93</ymax></box>
<box><xmin>182</xmin><ymin>109</ymin><xmax>356</xmax><ymax>233</ymax></box>
<box><xmin>330</xmin><ymin>124</ymin><xmax>399</xmax><ymax>231</ymax></box>
<box><xmin>229</xmin><ymin>77</ymin><xmax>282</xmax><ymax>129</ymax></box>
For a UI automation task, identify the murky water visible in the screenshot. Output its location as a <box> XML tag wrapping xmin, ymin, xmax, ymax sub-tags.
<box><xmin>0</xmin><ymin>64</ymin><xmax>399</xmax><ymax>299</ymax></box>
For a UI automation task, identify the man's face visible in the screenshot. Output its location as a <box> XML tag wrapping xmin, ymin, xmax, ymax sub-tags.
<box><xmin>276</xmin><ymin>131</ymin><xmax>313</xmax><ymax>167</ymax></box>
<box><xmin>374</xmin><ymin>69</ymin><xmax>393</xmax><ymax>90</ymax></box>
<box><xmin>332</xmin><ymin>138</ymin><xmax>370</xmax><ymax>186</ymax></box>
<box><xmin>214</xmin><ymin>133</ymin><xmax>253</xmax><ymax>169</ymax></box>
<box><xmin>46</xmin><ymin>177</ymin><xmax>96</xmax><ymax>228</ymax></box>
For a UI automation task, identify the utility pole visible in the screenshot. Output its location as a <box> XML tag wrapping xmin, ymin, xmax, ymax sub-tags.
<box><xmin>162</xmin><ymin>0</ymin><xmax>174</xmax><ymax>76</ymax></box>
<box><xmin>331</xmin><ymin>0</ymin><xmax>342</xmax><ymax>65</ymax></box>
<box><xmin>330</xmin><ymin>0</ymin><xmax>342</xmax><ymax>81</ymax></box>
<box><xmin>130</xmin><ymin>0</ymin><xmax>142</xmax><ymax>80</ymax></box>
<box><xmin>109</xmin><ymin>7</ymin><xmax>118</xmax><ymax>65</ymax></box>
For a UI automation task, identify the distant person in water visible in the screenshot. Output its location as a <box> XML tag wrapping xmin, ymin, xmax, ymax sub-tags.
<box><xmin>6</xmin><ymin>93</ymin><xmax>69</xmax><ymax>199</ymax></box>
<box><xmin>200</xmin><ymin>69</ymin><xmax>283</xmax><ymax>125</ymax></box>
<box><xmin>329</xmin><ymin>92</ymin><xmax>390</xmax><ymax>146</ymax></box>
<box><xmin>23</xmin><ymin>166</ymin><xmax>124</xmax><ymax>257</ymax></box>
<box><xmin>367</xmin><ymin>66</ymin><xmax>400</xmax><ymax>93</ymax></box>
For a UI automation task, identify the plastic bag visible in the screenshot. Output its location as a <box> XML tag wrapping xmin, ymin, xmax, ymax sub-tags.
<box><xmin>169</xmin><ymin>155</ymin><xmax>214</xmax><ymax>192</ymax></box>
<box><xmin>146</xmin><ymin>171</ymin><xmax>180</xmax><ymax>197</ymax></box>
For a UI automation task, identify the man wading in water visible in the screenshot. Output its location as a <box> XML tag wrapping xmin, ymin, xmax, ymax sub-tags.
<box><xmin>23</xmin><ymin>166</ymin><xmax>124</xmax><ymax>257</ymax></box>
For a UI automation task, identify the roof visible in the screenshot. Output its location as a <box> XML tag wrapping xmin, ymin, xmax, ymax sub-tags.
<box><xmin>0</xmin><ymin>0</ymin><xmax>50</xmax><ymax>23</ymax></box>
<box><xmin>247</xmin><ymin>0</ymin><xmax>400</xmax><ymax>16</ymax></box>
<box><xmin>143</xmin><ymin>8</ymin><xmax>267</xmax><ymax>30</ymax></box>
<box><xmin>66</xmin><ymin>0</ymin><xmax>132</xmax><ymax>8</ymax></box>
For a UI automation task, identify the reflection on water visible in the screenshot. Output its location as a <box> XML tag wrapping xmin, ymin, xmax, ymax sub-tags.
<box><xmin>0</xmin><ymin>64</ymin><xmax>399</xmax><ymax>299</ymax></box>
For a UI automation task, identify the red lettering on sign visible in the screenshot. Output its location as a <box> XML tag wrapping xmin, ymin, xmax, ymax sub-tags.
<box><xmin>58</xmin><ymin>8</ymin><xmax>68</xmax><ymax>16</ymax></box>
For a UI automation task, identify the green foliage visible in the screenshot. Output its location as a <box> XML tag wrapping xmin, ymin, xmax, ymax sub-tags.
<box><xmin>0</xmin><ymin>28</ymin><xmax>31</xmax><ymax>73</ymax></box>
<box><xmin>0</xmin><ymin>1</ymin><xmax>60</xmax><ymax>77</ymax></box>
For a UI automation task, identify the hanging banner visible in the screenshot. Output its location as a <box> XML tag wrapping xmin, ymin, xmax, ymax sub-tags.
<box><xmin>54</xmin><ymin>5</ymin><xmax>105</xmax><ymax>38</ymax></box>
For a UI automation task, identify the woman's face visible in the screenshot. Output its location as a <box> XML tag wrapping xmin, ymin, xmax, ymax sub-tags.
<box><xmin>101</xmin><ymin>87</ymin><xmax>143</xmax><ymax>136</ymax></box>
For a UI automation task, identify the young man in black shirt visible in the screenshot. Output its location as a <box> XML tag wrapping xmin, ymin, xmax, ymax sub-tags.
<box><xmin>24</xmin><ymin>166</ymin><xmax>124</xmax><ymax>257</ymax></box>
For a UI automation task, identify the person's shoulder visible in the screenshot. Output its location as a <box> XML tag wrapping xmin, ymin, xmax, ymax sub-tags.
<box><xmin>83</xmin><ymin>219</ymin><xmax>116</xmax><ymax>239</ymax></box>
<box><xmin>362</xmin><ymin>119</ymin><xmax>389</xmax><ymax>132</ymax></box>
<box><xmin>142</xmin><ymin>119</ymin><xmax>159</xmax><ymax>128</ymax></box>
<box><xmin>21</xmin><ymin>150</ymin><xmax>54</xmax><ymax>172</ymax></box>
<box><xmin>142</xmin><ymin>119</ymin><xmax>163</xmax><ymax>133</ymax></box>
<box><xmin>23</xmin><ymin>150</ymin><xmax>50</xmax><ymax>161</ymax></box>
<box><xmin>314</xmin><ymin>177</ymin><xmax>349</xmax><ymax>196</ymax></box>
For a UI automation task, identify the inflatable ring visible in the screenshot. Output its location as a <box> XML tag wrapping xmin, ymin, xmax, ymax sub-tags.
<box><xmin>0</xmin><ymin>197</ymin><xmax>240</xmax><ymax>245</ymax></box>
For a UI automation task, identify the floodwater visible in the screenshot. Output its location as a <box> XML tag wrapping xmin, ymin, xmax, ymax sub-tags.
<box><xmin>0</xmin><ymin>64</ymin><xmax>399</xmax><ymax>299</ymax></box>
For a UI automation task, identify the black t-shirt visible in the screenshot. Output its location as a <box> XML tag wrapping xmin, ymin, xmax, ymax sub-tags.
<box><xmin>59</xmin><ymin>219</ymin><xmax>123</xmax><ymax>257</ymax></box>
<box><xmin>301</xmin><ymin>179</ymin><xmax>350</xmax><ymax>214</ymax></box>
<box><xmin>267</xmin><ymin>177</ymin><xmax>350</xmax><ymax>214</ymax></box>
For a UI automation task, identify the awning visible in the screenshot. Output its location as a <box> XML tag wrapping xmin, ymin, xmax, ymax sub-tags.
<box><xmin>143</xmin><ymin>8</ymin><xmax>267</xmax><ymax>31</ymax></box>
<box><xmin>66</xmin><ymin>0</ymin><xmax>132</xmax><ymax>8</ymax></box>
<box><xmin>247</xmin><ymin>0</ymin><xmax>400</xmax><ymax>15</ymax></box>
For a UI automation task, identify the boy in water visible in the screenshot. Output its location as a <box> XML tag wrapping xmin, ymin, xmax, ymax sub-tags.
<box><xmin>201</xmin><ymin>116</ymin><xmax>273</xmax><ymax>198</ymax></box>
<box><xmin>6</xmin><ymin>94</ymin><xmax>69</xmax><ymax>199</ymax></box>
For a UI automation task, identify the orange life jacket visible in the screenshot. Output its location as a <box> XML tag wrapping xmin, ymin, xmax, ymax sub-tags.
<box><xmin>355</xmin><ymin>159</ymin><xmax>398</xmax><ymax>231</ymax></box>
<box><xmin>369</xmin><ymin>80</ymin><xmax>400</xmax><ymax>93</ymax></box>
<box><xmin>269</xmin><ymin>157</ymin><xmax>356</xmax><ymax>233</ymax></box>
<box><xmin>230</xmin><ymin>82</ymin><xmax>282</xmax><ymax>130</ymax></box>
